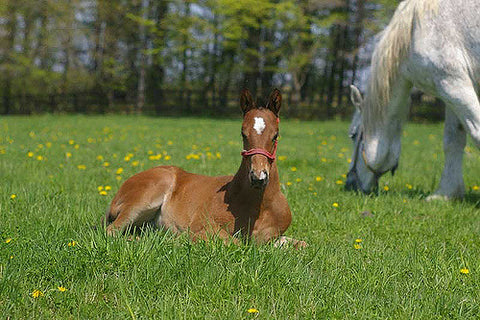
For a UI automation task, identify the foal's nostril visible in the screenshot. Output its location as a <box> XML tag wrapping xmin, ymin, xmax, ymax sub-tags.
<box><xmin>249</xmin><ymin>169</ymin><xmax>269</xmax><ymax>187</ymax></box>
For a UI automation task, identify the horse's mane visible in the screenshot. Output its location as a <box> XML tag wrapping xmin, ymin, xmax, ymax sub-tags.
<box><xmin>364</xmin><ymin>0</ymin><xmax>438</xmax><ymax>126</ymax></box>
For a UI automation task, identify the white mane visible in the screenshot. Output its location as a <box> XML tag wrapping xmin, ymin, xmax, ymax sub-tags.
<box><xmin>364</xmin><ymin>0</ymin><xmax>438</xmax><ymax>127</ymax></box>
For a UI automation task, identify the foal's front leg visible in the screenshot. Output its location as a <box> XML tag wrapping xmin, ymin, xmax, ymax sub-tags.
<box><xmin>427</xmin><ymin>107</ymin><xmax>466</xmax><ymax>200</ymax></box>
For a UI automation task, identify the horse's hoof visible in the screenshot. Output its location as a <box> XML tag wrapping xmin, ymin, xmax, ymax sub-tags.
<box><xmin>426</xmin><ymin>194</ymin><xmax>450</xmax><ymax>202</ymax></box>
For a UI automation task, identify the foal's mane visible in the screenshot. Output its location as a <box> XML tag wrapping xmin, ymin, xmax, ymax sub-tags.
<box><xmin>364</xmin><ymin>0</ymin><xmax>438</xmax><ymax>126</ymax></box>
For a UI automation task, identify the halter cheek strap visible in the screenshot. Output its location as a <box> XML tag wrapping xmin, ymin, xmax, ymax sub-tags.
<box><xmin>241</xmin><ymin>117</ymin><xmax>279</xmax><ymax>161</ymax></box>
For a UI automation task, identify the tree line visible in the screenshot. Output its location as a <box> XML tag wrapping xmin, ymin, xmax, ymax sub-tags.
<box><xmin>2</xmin><ymin>0</ymin><xmax>441</xmax><ymax>119</ymax></box>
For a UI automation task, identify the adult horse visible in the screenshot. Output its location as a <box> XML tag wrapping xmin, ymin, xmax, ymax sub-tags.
<box><xmin>346</xmin><ymin>0</ymin><xmax>480</xmax><ymax>200</ymax></box>
<box><xmin>104</xmin><ymin>89</ymin><xmax>305</xmax><ymax>247</ymax></box>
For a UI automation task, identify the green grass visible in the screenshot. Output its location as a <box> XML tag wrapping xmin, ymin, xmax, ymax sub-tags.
<box><xmin>1</xmin><ymin>115</ymin><xmax>479</xmax><ymax>319</ymax></box>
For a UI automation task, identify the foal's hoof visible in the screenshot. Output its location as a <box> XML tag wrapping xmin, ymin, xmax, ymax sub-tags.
<box><xmin>274</xmin><ymin>236</ymin><xmax>308</xmax><ymax>249</ymax></box>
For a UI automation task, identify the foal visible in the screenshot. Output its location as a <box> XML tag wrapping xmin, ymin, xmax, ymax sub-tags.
<box><xmin>104</xmin><ymin>89</ymin><xmax>304</xmax><ymax>246</ymax></box>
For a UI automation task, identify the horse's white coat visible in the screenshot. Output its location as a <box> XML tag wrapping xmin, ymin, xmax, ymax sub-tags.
<box><xmin>348</xmin><ymin>0</ymin><xmax>480</xmax><ymax>199</ymax></box>
<box><xmin>253</xmin><ymin>117</ymin><xmax>266</xmax><ymax>135</ymax></box>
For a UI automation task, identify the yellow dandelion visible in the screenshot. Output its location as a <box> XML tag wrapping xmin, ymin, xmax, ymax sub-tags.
<box><xmin>103</xmin><ymin>162</ymin><xmax>110</xmax><ymax>167</ymax></box>
<box><xmin>124</xmin><ymin>156</ymin><xmax>131</xmax><ymax>162</ymax></box>
<box><xmin>296</xmin><ymin>178</ymin><xmax>302</xmax><ymax>182</ymax></box>
<box><xmin>68</xmin><ymin>241</ymin><xmax>76</xmax><ymax>247</ymax></box>
<box><xmin>354</xmin><ymin>244</ymin><xmax>362</xmax><ymax>250</ymax></box>
<box><xmin>132</xmin><ymin>160</ymin><xmax>139</xmax><ymax>167</ymax></box>
<box><xmin>383</xmin><ymin>186</ymin><xmax>389</xmax><ymax>191</ymax></box>
<box><xmin>116</xmin><ymin>168</ymin><xmax>124</xmax><ymax>174</ymax></box>
<box><xmin>105</xmin><ymin>186</ymin><xmax>112</xmax><ymax>191</ymax></box>
<box><xmin>278</xmin><ymin>155</ymin><xmax>287</xmax><ymax>161</ymax></box>
<box><xmin>473</xmin><ymin>185</ymin><xmax>479</xmax><ymax>191</ymax></box>
<box><xmin>247</xmin><ymin>308</ymin><xmax>259</xmax><ymax>314</ymax></box>
<box><xmin>77</xmin><ymin>164</ymin><xmax>86</xmax><ymax>170</ymax></box>
<box><xmin>5</xmin><ymin>238</ymin><xmax>12</xmax><ymax>243</ymax></box>
<box><xmin>68</xmin><ymin>139</ymin><xmax>75</xmax><ymax>145</ymax></box>
<box><xmin>347</xmin><ymin>158</ymin><xmax>352</xmax><ymax>163</ymax></box>
<box><xmin>36</xmin><ymin>155</ymin><xmax>44</xmax><ymax>161</ymax></box>
<box><xmin>286</xmin><ymin>182</ymin><xmax>292</xmax><ymax>186</ymax></box>
<box><xmin>99</xmin><ymin>190</ymin><xmax>108</xmax><ymax>196</ymax></box>
<box><xmin>341</xmin><ymin>174</ymin><xmax>346</xmax><ymax>178</ymax></box>
<box><xmin>27</xmin><ymin>152</ymin><xmax>34</xmax><ymax>158</ymax></box>
<box><xmin>46</xmin><ymin>142</ymin><xmax>52</xmax><ymax>148</ymax></box>
<box><xmin>167</xmin><ymin>141</ymin><xmax>173</xmax><ymax>145</ymax></box>
<box><xmin>58</xmin><ymin>286</ymin><xmax>67</xmax><ymax>292</ymax></box>
<box><xmin>290</xmin><ymin>167</ymin><xmax>297</xmax><ymax>172</ymax></box>
<box><xmin>10</xmin><ymin>194</ymin><xmax>16</xmax><ymax>200</ymax></box>
<box><xmin>332</xmin><ymin>202</ymin><xmax>339</xmax><ymax>208</ymax></box>
<box><xmin>32</xmin><ymin>290</ymin><xmax>44</xmax><ymax>298</ymax></box>
<box><xmin>66</xmin><ymin>152</ymin><xmax>72</xmax><ymax>158</ymax></box>
<box><xmin>406</xmin><ymin>183</ymin><xmax>413</xmax><ymax>190</ymax></box>
<box><xmin>97</xmin><ymin>186</ymin><xmax>104</xmax><ymax>191</ymax></box>
<box><xmin>355</xmin><ymin>239</ymin><xmax>363</xmax><ymax>243</ymax></box>
<box><xmin>335</xmin><ymin>180</ymin><xmax>344</xmax><ymax>185</ymax></box>
<box><xmin>116</xmin><ymin>176</ymin><xmax>122</xmax><ymax>181</ymax></box>
<box><xmin>74</xmin><ymin>144</ymin><xmax>79</xmax><ymax>149</ymax></box>
<box><xmin>460</xmin><ymin>268</ymin><xmax>469</xmax><ymax>274</ymax></box>
<box><xmin>315</xmin><ymin>176</ymin><xmax>323</xmax><ymax>182</ymax></box>
<box><xmin>165</xmin><ymin>155</ymin><xmax>171</xmax><ymax>160</ymax></box>
<box><xmin>321</xmin><ymin>157</ymin><xmax>327</xmax><ymax>162</ymax></box>
<box><xmin>96</xmin><ymin>155</ymin><xmax>104</xmax><ymax>161</ymax></box>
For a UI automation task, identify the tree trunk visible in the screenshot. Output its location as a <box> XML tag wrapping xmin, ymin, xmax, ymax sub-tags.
<box><xmin>136</xmin><ymin>0</ymin><xmax>149</xmax><ymax>113</ymax></box>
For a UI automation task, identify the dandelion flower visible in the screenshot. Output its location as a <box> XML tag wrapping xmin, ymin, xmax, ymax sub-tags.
<box><xmin>247</xmin><ymin>308</ymin><xmax>259</xmax><ymax>314</ymax></box>
<box><xmin>10</xmin><ymin>194</ymin><xmax>16</xmax><ymax>200</ymax></box>
<box><xmin>116</xmin><ymin>168</ymin><xmax>124</xmax><ymax>174</ymax></box>
<box><xmin>355</xmin><ymin>239</ymin><xmax>363</xmax><ymax>243</ymax></box>
<box><xmin>68</xmin><ymin>241</ymin><xmax>76</xmax><ymax>247</ymax></box>
<box><xmin>332</xmin><ymin>202</ymin><xmax>339</xmax><ymax>208</ymax></box>
<box><xmin>105</xmin><ymin>186</ymin><xmax>112</xmax><ymax>191</ymax></box>
<box><xmin>335</xmin><ymin>180</ymin><xmax>344</xmax><ymax>185</ymax></box>
<box><xmin>32</xmin><ymin>290</ymin><xmax>44</xmax><ymax>298</ymax></box>
<box><xmin>278</xmin><ymin>155</ymin><xmax>287</xmax><ymax>161</ymax></box>
<box><xmin>96</xmin><ymin>155</ymin><xmax>104</xmax><ymax>161</ymax></box>
<box><xmin>383</xmin><ymin>186</ymin><xmax>389</xmax><ymax>191</ymax></box>
<box><xmin>36</xmin><ymin>155</ymin><xmax>44</xmax><ymax>161</ymax></box>
<box><xmin>165</xmin><ymin>155</ymin><xmax>171</xmax><ymax>160</ymax></box>
<box><xmin>315</xmin><ymin>176</ymin><xmax>323</xmax><ymax>182</ymax></box>
<box><xmin>116</xmin><ymin>176</ymin><xmax>122</xmax><ymax>181</ymax></box>
<box><xmin>460</xmin><ymin>268</ymin><xmax>470</xmax><ymax>274</ymax></box>
<box><xmin>296</xmin><ymin>178</ymin><xmax>302</xmax><ymax>182</ymax></box>
<box><xmin>27</xmin><ymin>152</ymin><xmax>34</xmax><ymax>158</ymax></box>
<box><xmin>286</xmin><ymin>182</ymin><xmax>292</xmax><ymax>186</ymax></box>
<box><xmin>290</xmin><ymin>167</ymin><xmax>297</xmax><ymax>172</ymax></box>
<box><xmin>103</xmin><ymin>162</ymin><xmax>110</xmax><ymax>167</ymax></box>
<box><xmin>132</xmin><ymin>160</ymin><xmax>139</xmax><ymax>167</ymax></box>
<box><xmin>97</xmin><ymin>186</ymin><xmax>104</xmax><ymax>191</ymax></box>
<box><xmin>473</xmin><ymin>186</ymin><xmax>479</xmax><ymax>191</ymax></box>
<box><xmin>99</xmin><ymin>190</ymin><xmax>108</xmax><ymax>196</ymax></box>
<box><xmin>77</xmin><ymin>164</ymin><xmax>86</xmax><ymax>170</ymax></box>
<box><xmin>5</xmin><ymin>238</ymin><xmax>12</xmax><ymax>244</ymax></box>
<box><xmin>66</xmin><ymin>152</ymin><xmax>72</xmax><ymax>158</ymax></box>
<box><xmin>354</xmin><ymin>244</ymin><xmax>362</xmax><ymax>250</ymax></box>
<box><xmin>58</xmin><ymin>286</ymin><xmax>67</xmax><ymax>292</ymax></box>
<box><xmin>68</xmin><ymin>139</ymin><xmax>75</xmax><ymax>145</ymax></box>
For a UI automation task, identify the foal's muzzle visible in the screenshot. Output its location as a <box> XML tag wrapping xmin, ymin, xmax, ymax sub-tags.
<box><xmin>249</xmin><ymin>170</ymin><xmax>269</xmax><ymax>188</ymax></box>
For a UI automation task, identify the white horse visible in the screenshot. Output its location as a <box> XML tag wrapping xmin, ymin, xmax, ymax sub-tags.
<box><xmin>346</xmin><ymin>0</ymin><xmax>480</xmax><ymax>200</ymax></box>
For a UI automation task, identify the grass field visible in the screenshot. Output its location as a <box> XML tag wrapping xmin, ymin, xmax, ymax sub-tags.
<box><xmin>1</xmin><ymin>115</ymin><xmax>480</xmax><ymax>319</ymax></box>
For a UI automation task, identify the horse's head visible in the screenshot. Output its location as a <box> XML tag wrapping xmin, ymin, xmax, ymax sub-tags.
<box><xmin>345</xmin><ymin>85</ymin><xmax>400</xmax><ymax>194</ymax></box>
<box><xmin>240</xmin><ymin>88</ymin><xmax>281</xmax><ymax>189</ymax></box>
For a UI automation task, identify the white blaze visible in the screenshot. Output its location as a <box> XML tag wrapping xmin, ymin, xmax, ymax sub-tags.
<box><xmin>259</xmin><ymin>171</ymin><xmax>267</xmax><ymax>180</ymax></box>
<box><xmin>253</xmin><ymin>117</ymin><xmax>266</xmax><ymax>135</ymax></box>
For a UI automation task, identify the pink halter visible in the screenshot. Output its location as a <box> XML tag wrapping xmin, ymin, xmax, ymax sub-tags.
<box><xmin>240</xmin><ymin>117</ymin><xmax>279</xmax><ymax>161</ymax></box>
<box><xmin>241</xmin><ymin>140</ymin><xmax>278</xmax><ymax>161</ymax></box>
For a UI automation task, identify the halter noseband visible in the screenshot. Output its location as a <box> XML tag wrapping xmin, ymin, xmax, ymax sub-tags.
<box><xmin>240</xmin><ymin>117</ymin><xmax>279</xmax><ymax>161</ymax></box>
<box><xmin>241</xmin><ymin>140</ymin><xmax>278</xmax><ymax>161</ymax></box>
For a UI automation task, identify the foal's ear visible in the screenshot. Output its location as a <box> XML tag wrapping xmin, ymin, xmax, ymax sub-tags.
<box><xmin>266</xmin><ymin>88</ymin><xmax>281</xmax><ymax>117</ymax></box>
<box><xmin>240</xmin><ymin>88</ymin><xmax>255</xmax><ymax>114</ymax></box>
<box><xmin>350</xmin><ymin>85</ymin><xmax>363</xmax><ymax>111</ymax></box>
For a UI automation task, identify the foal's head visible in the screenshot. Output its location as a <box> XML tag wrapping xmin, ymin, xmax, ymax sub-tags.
<box><xmin>240</xmin><ymin>89</ymin><xmax>281</xmax><ymax>189</ymax></box>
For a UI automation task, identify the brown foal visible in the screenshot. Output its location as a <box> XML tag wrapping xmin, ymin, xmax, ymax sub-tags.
<box><xmin>104</xmin><ymin>89</ymin><xmax>304</xmax><ymax>246</ymax></box>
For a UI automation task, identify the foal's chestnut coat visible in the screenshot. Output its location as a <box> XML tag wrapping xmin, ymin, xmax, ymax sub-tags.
<box><xmin>105</xmin><ymin>89</ymin><xmax>300</xmax><ymax>245</ymax></box>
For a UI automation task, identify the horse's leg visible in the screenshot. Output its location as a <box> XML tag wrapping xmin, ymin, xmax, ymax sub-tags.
<box><xmin>105</xmin><ymin>167</ymin><xmax>176</xmax><ymax>236</ymax></box>
<box><xmin>427</xmin><ymin>108</ymin><xmax>466</xmax><ymax>201</ymax></box>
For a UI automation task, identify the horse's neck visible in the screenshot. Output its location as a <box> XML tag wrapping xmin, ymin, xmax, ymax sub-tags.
<box><xmin>230</xmin><ymin>160</ymin><xmax>280</xmax><ymax>204</ymax></box>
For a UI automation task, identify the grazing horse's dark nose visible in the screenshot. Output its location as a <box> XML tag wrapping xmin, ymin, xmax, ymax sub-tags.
<box><xmin>249</xmin><ymin>169</ymin><xmax>269</xmax><ymax>188</ymax></box>
<box><xmin>345</xmin><ymin>170</ymin><xmax>359</xmax><ymax>191</ymax></box>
